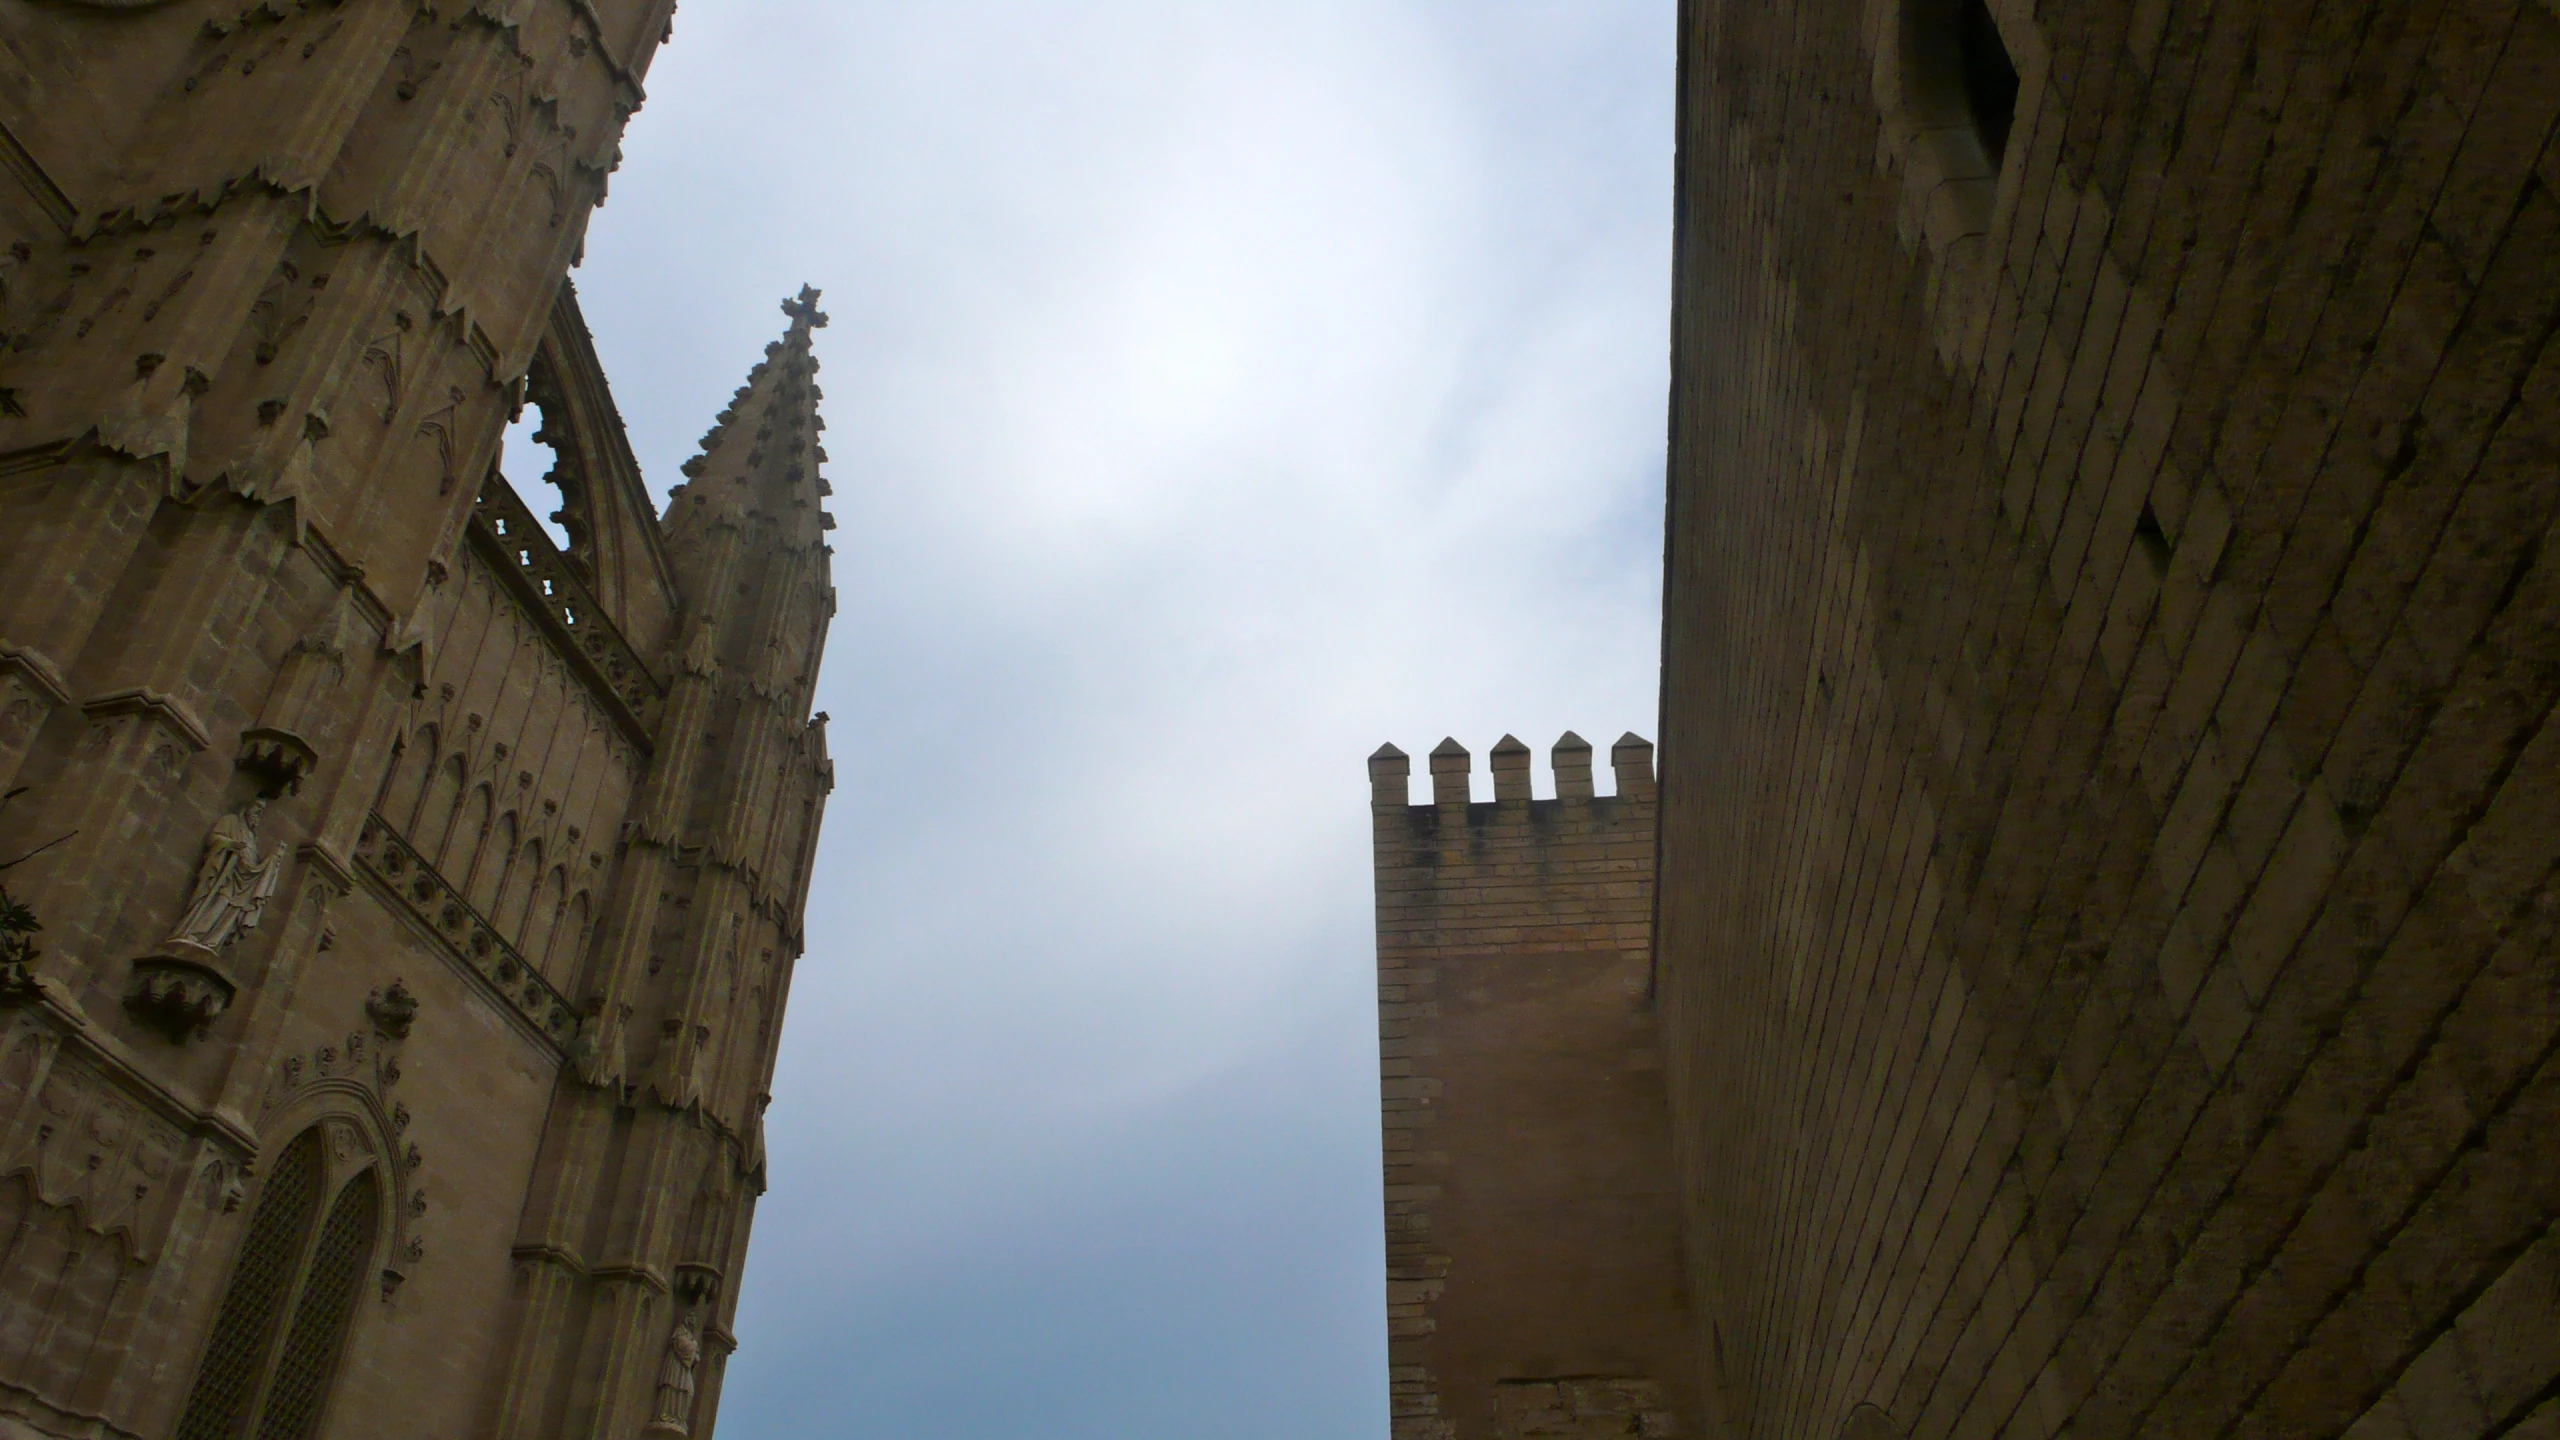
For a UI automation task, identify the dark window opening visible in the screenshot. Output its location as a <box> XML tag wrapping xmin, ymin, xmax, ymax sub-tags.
<box><xmin>176</xmin><ymin>1132</ymin><xmax>322</xmax><ymax>1440</ymax></box>
<box><xmin>258</xmin><ymin>1174</ymin><xmax>378</xmax><ymax>1440</ymax></box>
<box><xmin>2134</xmin><ymin>502</ymin><xmax>2172</xmax><ymax>578</ymax></box>
<box><xmin>1959</xmin><ymin>0</ymin><xmax>2019</xmax><ymax>165</ymax></box>
<box><xmin>174</xmin><ymin>1127</ymin><xmax>381</xmax><ymax>1440</ymax></box>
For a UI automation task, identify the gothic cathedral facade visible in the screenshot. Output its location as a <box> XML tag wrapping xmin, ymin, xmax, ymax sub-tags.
<box><xmin>0</xmin><ymin>3</ymin><xmax>835</xmax><ymax>1437</ymax></box>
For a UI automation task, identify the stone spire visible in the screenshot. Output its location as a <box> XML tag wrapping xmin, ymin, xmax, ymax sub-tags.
<box><xmin>661</xmin><ymin>285</ymin><xmax>835</xmax><ymax>581</ymax></box>
<box><xmin>587</xmin><ymin>286</ymin><xmax>836</xmax><ymax>1118</ymax></box>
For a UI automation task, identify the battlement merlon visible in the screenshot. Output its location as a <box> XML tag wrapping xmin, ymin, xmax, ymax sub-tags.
<box><xmin>1368</xmin><ymin>742</ymin><xmax>1411</xmax><ymax>811</ymax></box>
<box><xmin>1365</xmin><ymin>731</ymin><xmax>1656</xmax><ymax>807</ymax></box>
<box><xmin>1430</xmin><ymin>737</ymin><xmax>1472</xmax><ymax>806</ymax></box>
<box><xmin>1491</xmin><ymin>734</ymin><xmax>1531</xmax><ymax>801</ymax></box>
<box><xmin>1612</xmin><ymin>731</ymin><xmax>1656</xmax><ymax>799</ymax></box>
<box><xmin>1555</xmin><ymin>730</ymin><xmax>1594</xmax><ymax>799</ymax></box>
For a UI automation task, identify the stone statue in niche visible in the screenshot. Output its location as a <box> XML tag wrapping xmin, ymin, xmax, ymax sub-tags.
<box><xmin>642</xmin><ymin>1309</ymin><xmax>701</xmax><ymax>1436</ymax></box>
<box><xmin>169</xmin><ymin>800</ymin><xmax>285</xmax><ymax>953</ymax></box>
<box><xmin>126</xmin><ymin>801</ymin><xmax>286</xmax><ymax>1041</ymax></box>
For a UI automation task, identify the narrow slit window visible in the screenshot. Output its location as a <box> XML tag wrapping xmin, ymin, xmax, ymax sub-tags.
<box><xmin>2134</xmin><ymin>502</ymin><xmax>2172</xmax><ymax>578</ymax></box>
<box><xmin>1959</xmin><ymin>0</ymin><xmax>2018</xmax><ymax>166</ymax></box>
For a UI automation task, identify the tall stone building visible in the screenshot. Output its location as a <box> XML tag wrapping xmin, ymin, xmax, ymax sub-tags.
<box><xmin>1379</xmin><ymin>0</ymin><xmax>2560</xmax><ymax>1437</ymax></box>
<box><xmin>0</xmin><ymin>3</ymin><xmax>834</xmax><ymax>1437</ymax></box>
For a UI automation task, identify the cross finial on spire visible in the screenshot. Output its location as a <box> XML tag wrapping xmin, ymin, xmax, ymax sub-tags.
<box><xmin>782</xmin><ymin>284</ymin><xmax>828</xmax><ymax>329</ymax></box>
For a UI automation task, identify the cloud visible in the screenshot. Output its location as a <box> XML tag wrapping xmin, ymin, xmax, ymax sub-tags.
<box><xmin>563</xmin><ymin>3</ymin><xmax>1674</xmax><ymax>1435</ymax></box>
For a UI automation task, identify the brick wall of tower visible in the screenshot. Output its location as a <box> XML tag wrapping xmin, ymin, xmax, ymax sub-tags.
<box><xmin>1372</xmin><ymin>733</ymin><xmax>1696</xmax><ymax>1440</ymax></box>
<box><xmin>1656</xmin><ymin>3</ymin><xmax>2560</xmax><ymax>1440</ymax></box>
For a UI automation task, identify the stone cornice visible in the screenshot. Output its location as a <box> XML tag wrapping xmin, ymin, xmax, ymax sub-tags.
<box><xmin>0</xmin><ymin>117</ymin><xmax>70</xmax><ymax>233</ymax></box>
<box><xmin>0</xmin><ymin>642</ymin><xmax>71</xmax><ymax>710</ymax></box>
<box><xmin>79</xmin><ymin>688</ymin><xmax>213</xmax><ymax>752</ymax></box>
<box><xmin>352</xmin><ymin>812</ymin><xmax>576</xmax><ymax>1056</ymax></box>
<box><xmin>0</xmin><ymin>1000</ymin><xmax>258</xmax><ymax>1160</ymax></box>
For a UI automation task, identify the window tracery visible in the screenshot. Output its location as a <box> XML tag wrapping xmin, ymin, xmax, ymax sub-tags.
<box><xmin>256</xmin><ymin>1172</ymin><xmax>378</xmax><ymax>1440</ymax></box>
<box><xmin>173</xmin><ymin>1120</ymin><xmax>384</xmax><ymax>1440</ymax></box>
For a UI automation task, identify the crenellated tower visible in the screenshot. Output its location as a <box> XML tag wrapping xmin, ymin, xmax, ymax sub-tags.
<box><xmin>1368</xmin><ymin>731</ymin><xmax>1697</xmax><ymax>1440</ymax></box>
<box><xmin>0</xmin><ymin>7</ymin><xmax>833</xmax><ymax>1440</ymax></box>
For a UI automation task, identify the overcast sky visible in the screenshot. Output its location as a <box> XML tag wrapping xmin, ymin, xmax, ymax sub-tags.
<box><xmin>534</xmin><ymin>4</ymin><xmax>1675</xmax><ymax>1435</ymax></box>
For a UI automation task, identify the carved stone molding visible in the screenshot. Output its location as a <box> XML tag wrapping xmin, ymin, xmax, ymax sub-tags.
<box><xmin>123</xmin><ymin>944</ymin><xmax>237</xmax><ymax>1041</ymax></box>
<box><xmin>248</xmin><ymin>586</ymin><xmax>365</xmax><ymax>786</ymax></box>
<box><xmin>366</xmin><ymin>977</ymin><xmax>418</xmax><ymax>1039</ymax></box>
<box><xmin>78</xmin><ymin>686</ymin><xmax>211</xmax><ymax>752</ymax></box>
<box><xmin>0</xmin><ymin>641</ymin><xmax>71</xmax><ymax>710</ymax></box>
<box><xmin>236</xmin><ymin>725</ymin><xmax>318</xmax><ymax>794</ymax></box>
<box><xmin>0</xmin><ymin>1021</ymin><xmax>197</xmax><ymax>1261</ymax></box>
<box><xmin>353</xmin><ymin>814</ymin><xmax>575</xmax><ymax>1050</ymax></box>
<box><xmin>296</xmin><ymin>839</ymin><xmax>355</xmax><ymax>896</ymax></box>
<box><xmin>265</xmin><ymin>1020</ymin><xmax>431</xmax><ymax>1302</ymax></box>
<box><xmin>671</xmin><ymin>1261</ymin><xmax>722</xmax><ymax>1308</ymax></box>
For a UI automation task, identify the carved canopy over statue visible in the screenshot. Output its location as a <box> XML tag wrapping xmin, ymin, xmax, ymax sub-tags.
<box><xmin>168</xmin><ymin>799</ymin><xmax>285</xmax><ymax>955</ymax></box>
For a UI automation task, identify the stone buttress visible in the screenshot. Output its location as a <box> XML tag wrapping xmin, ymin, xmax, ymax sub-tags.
<box><xmin>486</xmin><ymin>291</ymin><xmax>834</xmax><ymax>1440</ymax></box>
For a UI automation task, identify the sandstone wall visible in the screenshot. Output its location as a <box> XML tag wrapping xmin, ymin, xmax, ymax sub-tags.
<box><xmin>0</xmin><ymin>5</ymin><xmax>834</xmax><ymax>1435</ymax></box>
<box><xmin>1373</xmin><ymin>733</ymin><xmax>1694</xmax><ymax>1440</ymax></box>
<box><xmin>1655</xmin><ymin>2</ymin><xmax>2560</xmax><ymax>1439</ymax></box>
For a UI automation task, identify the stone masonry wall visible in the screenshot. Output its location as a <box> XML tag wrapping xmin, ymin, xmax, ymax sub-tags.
<box><xmin>1373</xmin><ymin>732</ymin><xmax>1693</xmax><ymax>1440</ymax></box>
<box><xmin>0</xmin><ymin>7</ymin><xmax>832</xmax><ymax>1434</ymax></box>
<box><xmin>1655</xmin><ymin>2</ymin><xmax>2560</xmax><ymax>1440</ymax></box>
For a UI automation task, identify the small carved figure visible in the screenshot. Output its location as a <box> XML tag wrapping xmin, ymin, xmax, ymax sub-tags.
<box><xmin>649</xmin><ymin>1310</ymin><xmax>701</xmax><ymax>1433</ymax></box>
<box><xmin>367</xmin><ymin>977</ymin><xmax>419</xmax><ymax>1039</ymax></box>
<box><xmin>199</xmin><ymin>1159</ymin><xmax>245</xmax><ymax>1214</ymax></box>
<box><xmin>169</xmin><ymin>800</ymin><xmax>284</xmax><ymax>953</ymax></box>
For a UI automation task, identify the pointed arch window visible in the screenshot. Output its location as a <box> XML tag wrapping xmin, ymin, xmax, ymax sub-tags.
<box><xmin>440</xmin><ymin>782</ymin><xmax>492</xmax><ymax>875</ymax></box>
<box><xmin>384</xmin><ymin>723</ymin><xmax>440</xmax><ymax>825</ymax></box>
<box><xmin>175</xmin><ymin>1124</ymin><xmax>383</xmax><ymax>1440</ymax></box>
<box><xmin>470</xmin><ymin>809</ymin><xmax>519</xmax><ymax>911</ymax></box>
<box><xmin>545</xmin><ymin>889</ymin><xmax>591</xmax><ymax>982</ymax></box>
<box><xmin>497</xmin><ymin>837</ymin><xmax>542</xmax><ymax>938</ymax></box>
<box><xmin>413</xmin><ymin>753</ymin><xmax>465</xmax><ymax>841</ymax></box>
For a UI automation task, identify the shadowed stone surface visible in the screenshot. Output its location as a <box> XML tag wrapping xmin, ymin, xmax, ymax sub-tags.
<box><xmin>0</xmin><ymin>5</ymin><xmax>833</xmax><ymax>1436</ymax></box>
<box><xmin>1384</xmin><ymin>1</ymin><xmax>2560</xmax><ymax>1437</ymax></box>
